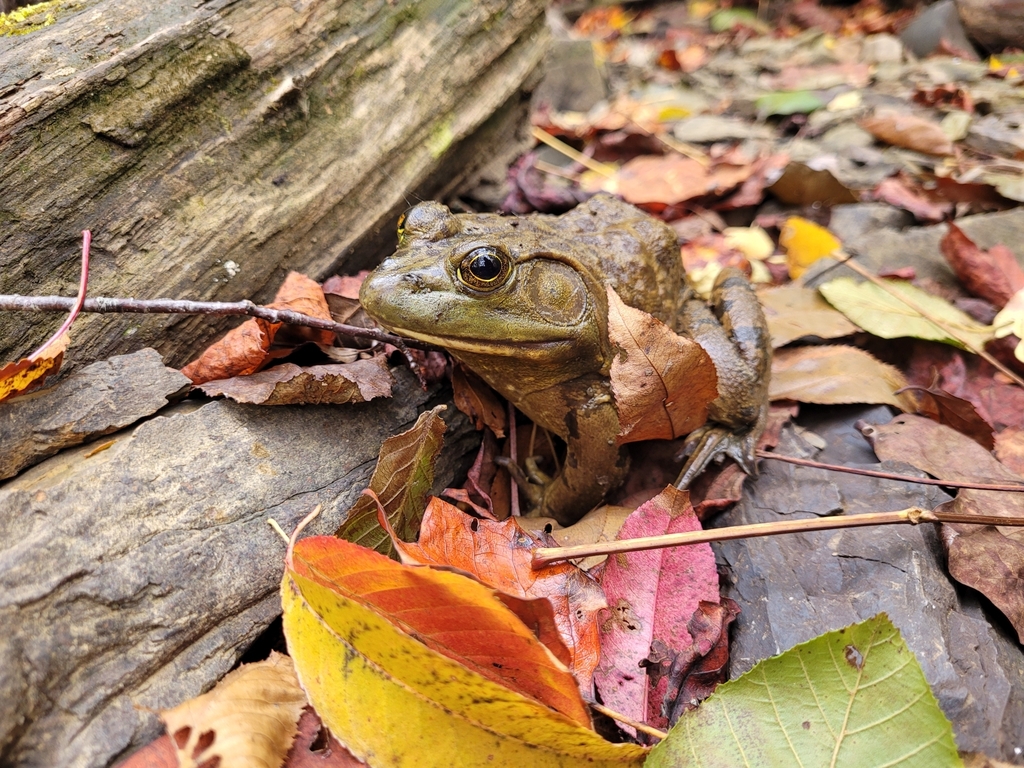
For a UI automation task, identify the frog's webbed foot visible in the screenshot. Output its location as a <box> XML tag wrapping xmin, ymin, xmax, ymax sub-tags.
<box><xmin>674</xmin><ymin>424</ymin><xmax>759</xmax><ymax>490</ymax></box>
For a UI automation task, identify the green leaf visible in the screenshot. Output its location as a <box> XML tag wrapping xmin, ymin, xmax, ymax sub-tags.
<box><xmin>709</xmin><ymin>9</ymin><xmax>769</xmax><ymax>34</ymax></box>
<box><xmin>819</xmin><ymin>277</ymin><xmax>993</xmax><ymax>351</ymax></box>
<box><xmin>646</xmin><ymin>614</ymin><xmax>961</xmax><ymax>768</ymax></box>
<box><xmin>334</xmin><ymin>404</ymin><xmax>447</xmax><ymax>557</ymax></box>
<box><xmin>755</xmin><ymin>90</ymin><xmax>825</xmax><ymax>118</ymax></box>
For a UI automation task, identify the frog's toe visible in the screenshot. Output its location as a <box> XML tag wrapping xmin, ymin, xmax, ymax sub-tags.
<box><xmin>674</xmin><ymin>427</ymin><xmax>759</xmax><ymax>490</ymax></box>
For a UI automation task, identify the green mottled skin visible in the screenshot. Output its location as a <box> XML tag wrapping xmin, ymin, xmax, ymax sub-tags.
<box><xmin>360</xmin><ymin>194</ymin><xmax>770</xmax><ymax>525</ymax></box>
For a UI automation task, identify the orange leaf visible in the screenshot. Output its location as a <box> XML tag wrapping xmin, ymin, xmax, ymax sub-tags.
<box><xmin>0</xmin><ymin>331</ymin><xmax>69</xmax><ymax>404</ymax></box>
<box><xmin>290</xmin><ymin>535</ymin><xmax>592</xmax><ymax>727</ymax></box>
<box><xmin>607</xmin><ymin>287</ymin><xmax>718</xmax><ymax>443</ymax></box>
<box><xmin>608</xmin><ymin>155</ymin><xmax>753</xmax><ymax>207</ymax></box>
<box><xmin>181</xmin><ymin>272</ymin><xmax>334</xmax><ymax>385</ymax></box>
<box><xmin>181</xmin><ymin>317</ymin><xmax>279</xmax><ymax>384</ymax></box>
<box><xmin>386</xmin><ymin>496</ymin><xmax>607</xmax><ymax>695</ymax></box>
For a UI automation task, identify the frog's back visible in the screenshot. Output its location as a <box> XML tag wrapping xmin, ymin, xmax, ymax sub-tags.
<box><xmin>529</xmin><ymin>194</ymin><xmax>683</xmax><ymax>325</ymax></box>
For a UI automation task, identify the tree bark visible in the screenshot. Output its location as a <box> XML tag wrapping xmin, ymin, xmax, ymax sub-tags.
<box><xmin>0</xmin><ymin>0</ymin><xmax>547</xmax><ymax>369</ymax></box>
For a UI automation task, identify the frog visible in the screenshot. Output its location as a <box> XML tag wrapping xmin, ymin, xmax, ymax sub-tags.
<box><xmin>359</xmin><ymin>193</ymin><xmax>770</xmax><ymax>526</ymax></box>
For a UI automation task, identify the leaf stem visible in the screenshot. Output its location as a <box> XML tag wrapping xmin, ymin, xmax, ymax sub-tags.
<box><xmin>0</xmin><ymin>292</ymin><xmax>438</xmax><ymax>352</ymax></box>
<box><xmin>28</xmin><ymin>230</ymin><xmax>90</xmax><ymax>362</ymax></box>
<box><xmin>757</xmin><ymin>451</ymin><xmax>1024</xmax><ymax>492</ymax></box>
<box><xmin>531</xmin><ymin>507</ymin><xmax>1024</xmax><ymax>568</ymax></box>
<box><xmin>589</xmin><ymin>702</ymin><xmax>667</xmax><ymax>741</ymax></box>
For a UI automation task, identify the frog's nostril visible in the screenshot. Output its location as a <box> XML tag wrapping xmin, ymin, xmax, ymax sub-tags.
<box><xmin>402</xmin><ymin>272</ymin><xmax>428</xmax><ymax>291</ymax></box>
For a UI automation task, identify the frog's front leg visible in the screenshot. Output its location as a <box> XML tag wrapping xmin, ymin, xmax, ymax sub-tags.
<box><xmin>675</xmin><ymin>268</ymin><xmax>771</xmax><ymax>489</ymax></box>
<box><xmin>501</xmin><ymin>396</ymin><xmax>629</xmax><ymax>526</ymax></box>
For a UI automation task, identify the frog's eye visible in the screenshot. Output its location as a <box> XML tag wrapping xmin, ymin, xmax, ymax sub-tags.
<box><xmin>458</xmin><ymin>247</ymin><xmax>511</xmax><ymax>291</ymax></box>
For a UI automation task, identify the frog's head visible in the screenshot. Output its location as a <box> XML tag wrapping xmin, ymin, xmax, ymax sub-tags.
<box><xmin>360</xmin><ymin>202</ymin><xmax>609</xmax><ymax>378</ymax></box>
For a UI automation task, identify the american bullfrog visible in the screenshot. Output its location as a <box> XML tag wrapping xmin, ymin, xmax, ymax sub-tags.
<box><xmin>360</xmin><ymin>194</ymin><xmax>770</xmax><ymax>525</ymax></box>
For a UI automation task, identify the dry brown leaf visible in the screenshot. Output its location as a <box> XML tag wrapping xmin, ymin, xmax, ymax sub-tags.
<box><xmin>524</xmin><ymin>505</ymin><xmax>633</xmax><ymax>571</ymax></box>
<box><xmin>860</xmin><ymin>111</ymin><xmax>955</xmax><ymax>156</ymax></box>
<box><xmin>198</xmin><ymin>358</ymin><xmax>393</xmax><ymax>405</ymax></box>
<box><xmin>769</xmin><ymin>345</ymin><xmax>916</xmax><ymax>411</ymax></box>
<box><xmin>870</xmin><ymin>177</ymin><xmax>952</xmax><ymax>223</ymax></box>
<box><xmin>0</xmin><ymin>331</ymin><xmax>69</xmax><ymax>404</ymax></box>
<box><xmin>606</xmin><ymin>155</ymin><xmax>753</xmax><ymax>207</ymax></box>
<box><xmin>452</xmin><ymin>362</ymin><xmax>506</xmax><ymax>438</ymax></box>
<box><xmin>607</xmin><ymin>287</ymin><xmax>718</xmax><ymax>443</ymax></box>
<box><xmin>161</xmin><ymin>652</ymin><xmax>307</xmax><ymax>768</ymax></box>
<box><xmin>941</xmin><ymin>223</ymin><xmax>1024</xmax><ymax>308</ymax></box>
<box><xmin>995</xmin><ymin>427</ymin><xmax>1024</xmax><ymax>477</ymax></box>
<box><xmin>899</xmin><ymin>382</ymin><xmax>995</xmax><ymax>450</ymax></box>
<box><xmin>867</xmin><ymin>414</ymin><xmax>1024</xmax><ymax>642</ymax></box>
<box><xmin>270</xmin><ymin>271</ymin><xmax>336</xmax><ymax>347</ymax></box>
<box><xmin>758</xmin><ymin>283</ymin><xmax>859</xmax><ymax>347</ymax></box>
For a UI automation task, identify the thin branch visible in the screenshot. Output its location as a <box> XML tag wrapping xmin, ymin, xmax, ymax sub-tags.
<box><xmin>0</xmin><ymin>293</ymin><xmax>439</xmax><ymax>352</ymax></box>
<box><xmin>758</xmin><ymin>451</ymin><xmax>1024</xmax><ymax>492</ymax></box>
<box><xmin>589</xmin><ymin>702</ymin><xmax>667</xmax><ymax>741</ymax></box>
<box><xmin>532</xmin><ymin>127</ymin><xmax>617</xmax><ymax>178</ymax></box>
<box><xmin>531</xmin><ymin>507</ymin><xmax>1024</xmax><ymax>568</ymax></box>
<box><xmin>28</xmin><ymin>230</ymin><xmax>90</xmax><ymax>361</ymax></box>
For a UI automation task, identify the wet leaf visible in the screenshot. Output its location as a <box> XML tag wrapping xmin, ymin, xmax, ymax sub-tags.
<box><xmin>818</xmin><ymin>277</ymin><xmax>994</xmax><ymax>350</ymax></box>
<box><xmin>386</xmin><ymin>497</ymin><xmax>606</xmax><ymax>694</ymax></box>
<box><xmin>335</xmin><ymin>405</ymin><xmax>447</xmax><ymax>557</ymax></box>
<box><xmin>198</xmin><ymin>358</ymin><xmax>393</xmax><ymax>405</ymax></box>
<box><xmin>758</xmin><ymin>282</ymin><xmax>859</xmax><ymax>347</ymax></box>
<box><xmin>161</xmin><ymin>652</ymin><xmax>307</xmax><ymax>768</ymax></box>
<box><xmin>866</xmin><ymin>414</ymin><xmax>1024</xmax><ymax>642</ymax></box>
<box><xmin>0</xmin><ymin>331</ymin><xmax>69</xmax><ymax>405</ymax></box>
<box><xmin>860</xmin><ymin>111</ymin><xmax>955</xmax><ymax>156</ymax></box>
<box><xmin>282</xmin><ymin>537</ymin><xmax>647</xmax><ymax>767</ymax></box>
<box><xmin>942</xmin><ymin>223</ymin><xmax>1024</xmax><ymax>308</ymax></box>
<box><xmin>647</xmin><ymin>615</ymin><xmax>961</xmax><ymax>768</ymax></box>
<box><xmin>779</xmin><ymin>216</ymin><xmax>840</xmax><ymax>279</ymax></box>
<box><xmin>593</xmin><ymin>486</ymin><xmax>721</xmax><ymax>732</ymax></box>
<box><xmin>769</xmin><ymin>345</ymin><xmax>916</xmax><ymax>411</ymax></box>
<box><xmin>607</xmin><ymin>287</ymin><xmax>718</xmax><ymax>443</ymax></box>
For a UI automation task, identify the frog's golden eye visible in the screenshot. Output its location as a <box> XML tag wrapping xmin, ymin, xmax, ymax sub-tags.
<box><xmin>458</xmin><ymin>247</ymin><xmax>511</xmax><ymax>291</ymax></box>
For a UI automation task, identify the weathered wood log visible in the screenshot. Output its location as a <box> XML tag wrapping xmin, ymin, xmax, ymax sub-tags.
<box><xmin>0</xmin><ymin>358</ymin><xmax>479</xmax><ymax>768</ymax></box>
<box><xmin>0</xmin><ymin>0</ymin><xmax>547</xmax><ymax>369</ymax></box>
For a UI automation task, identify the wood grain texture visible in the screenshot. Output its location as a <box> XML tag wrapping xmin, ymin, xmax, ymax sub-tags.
<box><xmin>0</xmin><ymin>0</ymin><xmax>547</xmax><ymax>369</ymax></box>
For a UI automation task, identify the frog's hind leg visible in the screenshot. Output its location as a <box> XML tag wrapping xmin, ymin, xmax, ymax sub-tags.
<box><xmin>674</xmin><ymin>268</ymin><xmax>770</xmax><ymax>490</ymax></box>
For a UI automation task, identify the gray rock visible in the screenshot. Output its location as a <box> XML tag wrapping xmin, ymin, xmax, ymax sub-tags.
<box><xmin>0</xmin><ymin>348</ymin><xmax>190</xmax><ymax>480</ymax></box>
<box><xmin>828</xmin><ymin>203</ymin><xmax>914</xmax><ymax>243</ymax></box>
<box><xmin>716</xmin><ymin>405</ymin><xmax>1024</xmax><ymax>759</ymax></box>
<box><xmin>900</xmin><ymin>0</ymin><xmax>977</xmax><ymax>59</ymax></box>
<box><xmin>0</xmin><ymin>369</ymin><xmax>478</xmax><ymax>768</ymax></box>
<box><xmin>673</xmin><ymin>115</ymin><xmax>773</xmax><ymax>144</ymax></box>
<box><xmin>861</xmin><ymin>34</ymin><xmax>904</xmax><ymax>64</ymax></box>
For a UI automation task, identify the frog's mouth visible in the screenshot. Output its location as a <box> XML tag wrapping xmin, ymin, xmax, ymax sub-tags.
<box><xmin>383</xmin><ymin>325</ymin><xmax>568</xmax><ymax>359</ymax></box>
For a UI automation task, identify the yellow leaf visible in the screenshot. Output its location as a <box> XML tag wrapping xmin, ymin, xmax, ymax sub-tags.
<box><xmin>723</xmin><ymin>226</ymin><xmax>774</xmax><ymax>261</ymax></box>
<box><xmin>994</xmin><ymin>287</ymin><xmax>1024</xmax><ymax>362</ymax></box>
<box><xmin>282</xmin><ymin>555</ymin><xmax>648</xmax><ymax>768</ymax></box>
<box><xmin>160</xmin><ymin>652</ymin><xmax>307</xmax><ymax>768</ymax></box>
<box><xmin>779</xmin><ymin>216</ymin><xmax>840</xmax><ymax>278</ymax></box>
